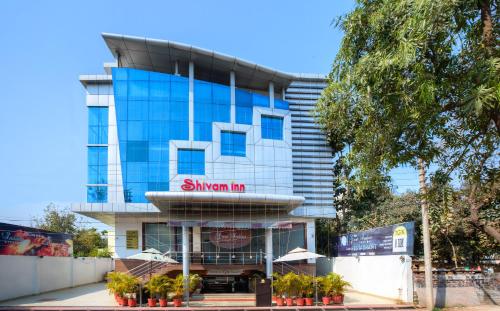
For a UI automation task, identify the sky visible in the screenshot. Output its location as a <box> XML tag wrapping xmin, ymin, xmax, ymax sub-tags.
<box><xmin>0</xmin><ymin>0</ymin><xmax>419</xmax><ymax>229</ymax></box>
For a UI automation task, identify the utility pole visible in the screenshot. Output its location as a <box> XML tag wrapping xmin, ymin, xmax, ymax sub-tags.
<box><xmin>418</xmin><ymin>158</ymin><xmax>434</xmax><ymax>309</ymax></box>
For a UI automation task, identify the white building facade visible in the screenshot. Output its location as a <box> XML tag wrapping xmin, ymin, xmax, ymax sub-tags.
<box><xmin>73</xmin><ymin>33</ymin><xmax>334</xmax><ymax>287</ymax></box>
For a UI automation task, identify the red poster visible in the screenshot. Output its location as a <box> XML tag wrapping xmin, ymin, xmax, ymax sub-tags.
<box><xmin>209</xmin><ymin>228</ymin><xmax>251</xmax><ymax>249</ymax></box>
<box><xmin>0</xmin><ymin>222</ymin><xmax>73</xmax><ymax>257</ymax></box>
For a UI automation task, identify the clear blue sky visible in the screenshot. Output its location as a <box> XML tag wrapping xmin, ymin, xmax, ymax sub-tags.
<box><xmin>0</xmin><ymin>0</ymin><xmax>419</xmax><ymax>228</ymax></box>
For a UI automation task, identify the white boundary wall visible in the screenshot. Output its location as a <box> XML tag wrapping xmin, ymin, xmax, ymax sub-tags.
<box><xmin>317</xmin><ymin>255</ymin><xmax>413</xmax><ymax>303</ymax></box>
<box><xmin>0</xmin><ymin>256</ymin><xmax>114</xmax><ymax>302</ymax></box>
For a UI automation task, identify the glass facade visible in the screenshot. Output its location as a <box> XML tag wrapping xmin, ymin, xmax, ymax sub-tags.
<box><xmin>88</xmin><ymin>146</ymin><xmax>107</xmax><ymax>184</ymax></box>
<box><xmin>88</xmin><ymin>107</ymin><xmax>108</xmax><ymax>144</ymax></box>
<box><xmin>87</xmin><ymin>186</ymin><xmax>107</xmax><ymax>203</ymax></box>
<box><xmin>104</xmin><ymin>67</ymin><xmax>290</xmax><ymax>203</ymax></box>
<box><xmin>194</xmin><ymin>80</ymin><xmax>230</xmax><ymax>141</ymax></box>
<box><xmin>221</xmin><ymin>131</ymin><xmax>246</xmax><ymax>157</ymax></box>
<box><xmin>178</xmin><ymin>149</ymin><xmax>205</xmax><ymax>175</ymax></box>
<box><xmin>143</xmin><ymin>223</ymin><xmax>182</xmax><ymax>254</ymax></box>
<box><xmin>261</xmin><ymin>115</ymin><xmax>283</xmax><ymax>140</ymax></box>
<box><xmin>112</xmin><ymin>68</ymin><xmax>189</xmax><ymax>202</ymax></box>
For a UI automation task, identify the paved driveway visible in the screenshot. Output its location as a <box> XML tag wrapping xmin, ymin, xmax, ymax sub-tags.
<box><xmin>0</xmin><ymin>283</ymin><xmax>399</xmax><ymax>307</ymax></box>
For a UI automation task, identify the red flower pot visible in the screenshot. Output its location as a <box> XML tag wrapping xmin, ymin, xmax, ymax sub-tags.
<box><xmin>128</xmin><ymin>298</ymin><xmax>137</xmax><ymax>307</ymax></box>
<box><xmin>148</xmin><ymin>298</ymin><xmax>157</xmax><ymax>307</ymax></box>
<box><xmin>285</xmin><ymin>298</ymin><xmax>294</xmax><ymax>306</ymax></box>
<box><xmin>305</xmin><ymin>297</ymin><xmax>314</xmax><ymax>306</ymax></box>
<box><xmin>296</xmin><ymin>298</ymin><xmax>305</xmax><ymax>306</ymax></box>
<box><xmin>322</xmin><ymin>296</ymin><xmax>331</xmax><ymax>305</ymax></box>
<box><xmin>121</xmin><ymin>297</ymin><xmax>128</xmax><ymax>307</ymax></box>
<box><xmin>276</xmin><ymin>297</ymin><xmax>284</xmax><ymax>306</ymax></box>
<box><xmin>159</xmin><ymin>298</ymin><xmax>168</xmax><ymax>307</ymax></box>
<box><xmin>173</xmin><ymin>298</ymin><xmax>183</xmax><ymax>307</ymax></box>
<box><xmin>332</xmin><ymin>294</ymin><xmax>344</xmax><ymax>304</ymax></box>
<box><xmin>272</xmin><ymin>295</ymin><xmax>277</xmax><ymax>302</ymax></box>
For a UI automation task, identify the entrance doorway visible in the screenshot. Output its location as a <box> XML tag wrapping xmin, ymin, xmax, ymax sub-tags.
<box><xmin>201</xmin><ymin>276</ymin><xmax>249</xmax><ymax>293</ymax></box>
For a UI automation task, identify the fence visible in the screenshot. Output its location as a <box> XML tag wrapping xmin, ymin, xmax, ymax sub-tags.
<box><xmin>0</xmin><ymin>255</ymin><xmax>114</xmax><ymax>302</ymax></box>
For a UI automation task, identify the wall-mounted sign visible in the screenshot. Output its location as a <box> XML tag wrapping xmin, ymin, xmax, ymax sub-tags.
<box><xmin>0</xmin><ymin>222</ymin><xmax>73</xmax><ymax>257</ymax></box>
<box><xmin>181</xmin><ymin>178</ymin><xmax>245</xmax><ymax>192</ymax></box>
<box><xmin>126</xmin><ymin>230</ymin><xmax>139</xmax><ymax>249</ymax></box>
<box><xmin>209</xmin><ymin>228</ymin><xmax>252</xmax><ymax>249</ymax></box>
<box><xmin>336</xmin><ymin>222</ymin><xmax>415</xmax><ymax>257</ymax></box>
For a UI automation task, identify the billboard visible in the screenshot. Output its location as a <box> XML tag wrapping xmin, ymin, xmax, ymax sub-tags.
<box><xmin>336</xmin><ymin>222</ymin><xmax>415</xmax><ymax>257</ymax></box>
<box><xmin>0</xmin><ymin>222</ymin><xmax>73</xmax><ymax>257</ymax></box>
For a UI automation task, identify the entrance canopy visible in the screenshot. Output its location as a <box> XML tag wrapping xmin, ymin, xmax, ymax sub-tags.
<box><xmin>127</xmin><ymin>248</ymin><xmax>179</xmax><ymax>263</ymax></box>
<box><xmin>145</xmin><ymin>191</ymin><xmax>305</xmax><ymax>213</ymax></box>
<box><xmin>273</xmin><ymin>247</ymin><xmax>325</xmax><ymax>262</ymax></box>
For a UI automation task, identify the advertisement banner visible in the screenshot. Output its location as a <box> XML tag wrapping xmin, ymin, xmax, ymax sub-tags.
<box><xmin>209</xmin><ymin>228</ymin><xmax>252</xmax><ymax>249</ymax></box>
<box><xmin>0</xmin><ymin>222</ymin><xmax>73</xmax><ymax>257</ymax></box>
<box><xmin>336</xmin><ymin>222</ymin><xmax>415</xmax><ymax>257</ymax></box>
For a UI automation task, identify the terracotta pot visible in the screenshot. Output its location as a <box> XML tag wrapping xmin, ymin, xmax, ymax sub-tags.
<box><xmin>128</xmin><ymin>298</ymin><xmax>137</xmax><ymax>307</ymax></box>
<box><xmin>332</xmin><ymin>294</ymin><xmax>344</xmax><ymax>304</ymax></box>
<box><xmin>296</xmin><ymin>298</ymin><xmax>305</xmax><ymax>306</ymax></box>
<box><xmin>159</xmin><ymin>298</ymin><xmax>168</xmax><ymax>307</ymax></box>
<box><xmin>305</xmin><ymin>297</ymin><xmax>314</xmax><ymax>306</ymax></box>
<box><xmin>121</xmin><ymin>297</ymin><xmax>128</xmax><ymax>307</ymax></box>
<box><xmin>272</xmin><ymin>295</ymin><xmax>277</xmax><ymax>302</ymax></box>
<box><xmin>148</xmin><ymin>298</ymin><xmax>157</xmax><ymax>307</ymax></box>
<box><xmin>173</xmin><ymin>298</ymin><xmax>183</xmax><ymax>307</ymax></box>
<box><xmin>275</xmin><ymin>297</ymin><xmax>284</xmax><ymax>306</ymax></box>
<box><xmin>285</xmin><ymin>298</ymin><xmax>294</xmax><ymax>306</ymax></box>
<box><xmin>114</xmin><ymin>293</ymin><xmax>119</xmax><ymax>302</ymax></box>
<box><xmin>116</xmin><ymin>296</ymin><xmax>123</xmax><ymax>305</ymax></box>
<box><xmin>322</xmin><ymin>296</ymin><xmax>331</xmax><ymax>305</ymax></box>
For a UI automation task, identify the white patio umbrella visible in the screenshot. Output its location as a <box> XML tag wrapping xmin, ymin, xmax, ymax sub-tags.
<box><xmin>127</xmin><ymin>248</ymin><xmax>179</xmax><ymax>263</ymax></box>
<box><xmin>273</xmin><ymin>247</ymin><xmax>325</xmax><ymax>262</ymax></box>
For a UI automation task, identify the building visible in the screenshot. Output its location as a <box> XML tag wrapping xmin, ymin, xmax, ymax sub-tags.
<box><xmin>72</xmin><ymin>33</ymin><xmax>334</xmax><ymax>291</ymax></box>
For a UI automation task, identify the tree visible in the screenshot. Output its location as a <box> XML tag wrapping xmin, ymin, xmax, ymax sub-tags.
<box><xmin>34</xmin><ymin>204</ymin><xmax>109</xmax><ymax>257</ymax></box>
<box><xmin>316</xmin><ymin>0</ymin><xmax>498</xmax><ymax>307</ymax></box>
<box><xmin>35</xmin><ymin>203</ymin><xmax>77</xmax><ymax>234</ymax></box>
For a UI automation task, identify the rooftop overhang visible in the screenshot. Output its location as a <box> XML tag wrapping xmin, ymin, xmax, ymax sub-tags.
<box><xmin>102</xmin><ymin>33</ymin><xmax>298</xmax><ymax>91</ymax></box>
<box><xmin>145</xmin><ymin>191</ymin><xmax>305</xmax><ymax>213</ymax></box>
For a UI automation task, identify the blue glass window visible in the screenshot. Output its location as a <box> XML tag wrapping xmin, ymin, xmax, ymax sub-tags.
<box><xmin>88</xmin><ymin>147</ymin><xmax>107</xmax><ymax>184</ymax></box>
<box><xmin>178</xmin><ymin>149</ymin><xmax>205</xmax><ymax>175</ymax></box>
<box><xmin>87</xmin><ymin>186</ymin><xmax>107</xmax><ymax>203</ymax></box>
<box><xmin>194</xmin><ymin>81</ymin><xmax>230</xmax><ymax>141</ymax></box>
<box><xmin>221</xmin><ymin>131</ymin><xmax>246</xmax><ymax>157</ymax></box>
<box><xmin>88</xmin><ymin>107</ymin><xmax>108</xmax><ymax>144</ymax></box>
<box><xmin>235</xmin><ymin>90</ymin><xmax>253</xmax><ymax>125</ymax></box>
<box><xmin>274</xmin><ymin>98</ymin><xmax>289</xmax><ymax>110</ymax></box>
<box><xmin>261</xmin><ymin>115</ymin><xmax>283</xmax><ymax>140</ymax></box>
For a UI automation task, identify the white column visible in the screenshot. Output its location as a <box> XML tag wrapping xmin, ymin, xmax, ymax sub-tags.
<box><xmin>265</xmin><ymin>228</ymin><xmax>273</xmax><ymax>278</ymax></box>
<box><xmin>230</xmin><ymin>71</ymin><xmax>236</xmax><ymax>124</ymax></box>
<box><xmin>269</xmin><ymin>82</ymin><xmax>275</xmax><ymax>108</ymax></box>
<box><xmin>182</xmin><ymin>226</ymin><xmax>190</xmax><ymax>301</ymax></box>
<box><xmin>192</xmin><ymin>227</ymin><xmax>201</xmax><ymax>253</ymax></box>
<box><xmin>174</xmin><ymin>61</ymin><xmax>179</xmax><ymax>76</ymax></box>
<box><xmin>306</xmin><ymin>220</ymin><xmax>316</xmax><ymax>264</ymax></box>
<box><xmin>188</xmin><ymin>61</ymin><xmax>194</xmax><ymax>141</ymax></box>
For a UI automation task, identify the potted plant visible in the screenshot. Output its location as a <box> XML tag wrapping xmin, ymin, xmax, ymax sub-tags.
<box><xmin>122</xmin><ymin>274</ymin><xmax>139</xmax><ymax>307</ymax></box>
<box><xmin>158</xmin><ymin>275</ymin><xmax>172</xmax><ymax>307</ymax></box>
<box><xmin>317</xmin><ymin>276</ymin><xmax>333</xmax><ymax>305</ymax></box>
<box><xmin>282</xmin><ymin>272</ymin><xmax>298</xmax><ymax>306</ymax></box>
<box><xmin>301</xmin><ymin>275</ymin><xmax>315</xmax><ymax>306</ymax></box>
<box><xmin>189</xmin><ymin>274</ymin><xmax>202</xmax><ymax>296</ymax></box>
<box><xmin>272</xmin><ymin>273</ymin><xmax>286</xmax><ymax>306</ymax></box>
<box><xmin>171</xmin><ymin>274</ymin><xmax>185</xmax><ymax>307</ymax></box>
<box><xmin>106</xmin><ymin>271</ymin><xmax>122</xmax><ymax>303</ymax></box>
<box><xmin>144</xmin><ymin>275</ymin><xmax>163</xmax><ymax>307</ymax></box>
<box><xmin>295</xmin><ymin>274</ymin><xmax>307</xmax><ymax>306</ymax></box>
<box><xmin>330</xmin><ymin>273</ymin><xmax>351</xmax><ymax>304</ymax></box>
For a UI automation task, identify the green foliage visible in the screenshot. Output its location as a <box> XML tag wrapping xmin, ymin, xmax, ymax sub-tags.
<box><xmin>35</xmin><ymin>204</ymin><xmax>77</xmax><ymax>234</ymax></box>
<box><xmin>171</xmin><ymin>274</ymin><xmax>185</xmax><ymax>299</ymax></box>
<box><xmin>189</xmin><ymin>274</ymin><xmax>202</xmax><ymax>293</ymax></box>
<box><xmin>316</xmin><ymin>0</ymin><xmax>500</xmax><ymax>251</ymax></box>
<box><xmin>144</xmin><ymin>274</ymin><xmax>165</xmax><ymax>298</ymax></box>
<box><xmin>35</xmin><ymin>204</ymin><xmax>110</xmax><ymax>257</ymax></box>
<box><xmin>106</xmin><ymin>272</ymin><xmax>138</xmax><ymax>297</ymax></box>
<box><xmin>272</xmin><ymin>273</ymin><xmax>287</xmax><ymax>297</ymax></box>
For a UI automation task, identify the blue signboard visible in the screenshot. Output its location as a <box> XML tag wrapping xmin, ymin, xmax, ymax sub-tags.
<box><xmin>336</xmin><ymin>222</ymin><xmax>415</xmax><ymax>257</ymax></box>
